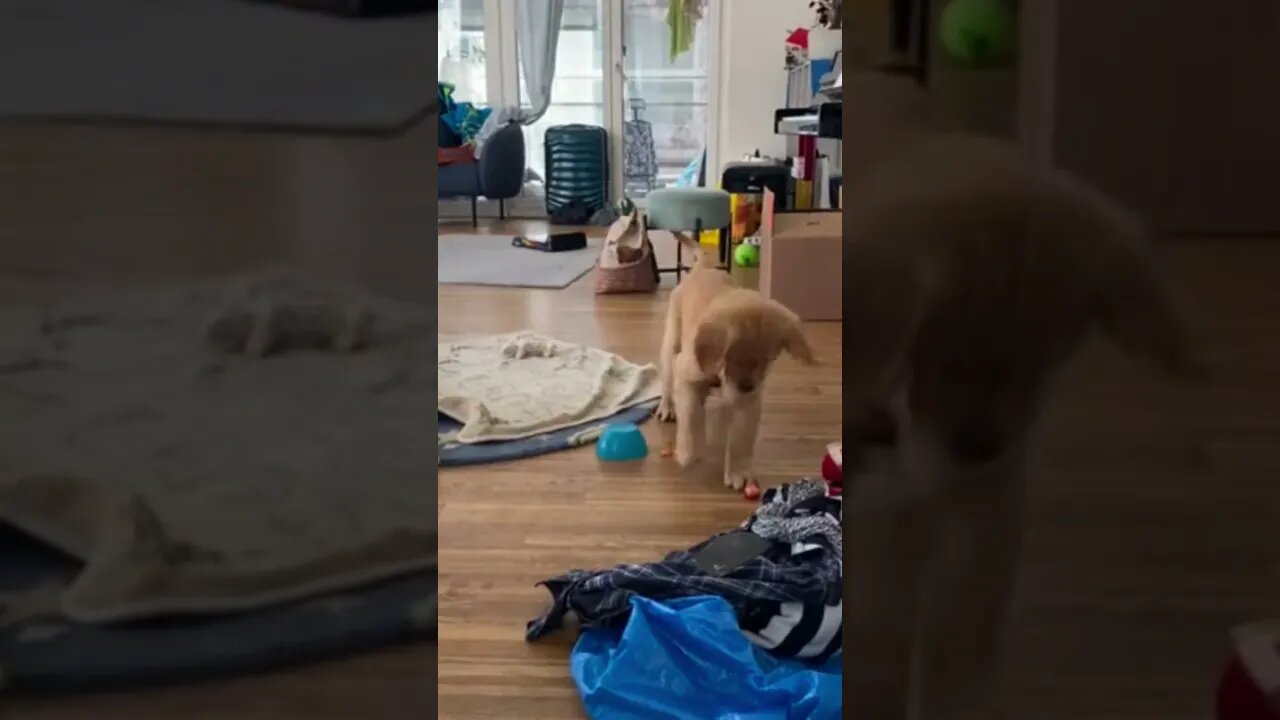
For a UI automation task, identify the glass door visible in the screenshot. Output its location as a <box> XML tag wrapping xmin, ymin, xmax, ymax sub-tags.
<box><xmin>437</xmin><ymin>0</ymin><xmax>489</xmax><ymax>105</ymax></box>
<box><xmin>617</xmin><ymin>0</ymin><xmax>715</xmax><ymax>201</ymax></box>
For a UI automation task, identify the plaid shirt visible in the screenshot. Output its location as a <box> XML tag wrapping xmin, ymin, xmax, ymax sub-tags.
<box><xmin>526</xmin><ymin>479</ymin><xmax>842</xmax><ymax>659</ymax></box>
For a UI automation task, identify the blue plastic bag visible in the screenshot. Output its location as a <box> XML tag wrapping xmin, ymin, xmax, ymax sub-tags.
<box><xmin>570</xmin><ymin>595</ymin><xmax>842</xmax><ymax>720</ymax></box>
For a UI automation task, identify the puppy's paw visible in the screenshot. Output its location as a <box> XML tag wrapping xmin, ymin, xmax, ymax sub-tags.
<box><xmin>725</xmin><ymin>469</ymin><xmax>756</xmax><ymax>491</ymax></box>
<box><xmin>674</xmin><ymin>444</ymin><xmax>702</xmax><ymax>468</ymax></box>
<box><xmin>655</xmin><ymin>398</ymin><xmax>676</xmax><ymax>423</ymax></box>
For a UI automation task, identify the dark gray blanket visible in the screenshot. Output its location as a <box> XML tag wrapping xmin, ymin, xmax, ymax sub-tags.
<box><xmin>0</xmin><ymin>0</ymin><xmax>433</xmax><ymax>134</ymax></box>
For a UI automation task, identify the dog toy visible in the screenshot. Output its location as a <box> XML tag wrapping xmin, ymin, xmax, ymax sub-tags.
<box><xmin>939</xmin><ymin>0</ymin><xmax>1017</xmax><ymax>67</ymax></box>
<box><xmin>743</xmin><ymin>483</ymin><xmax>761</xmax><ymax>501</ymax></box>
<box><xmin>205</xmin><ymin>275</ymin><xmax>374</xmax><ymax>357</ymax></box>
<box><xmin>821</xmin><ymin>442</ymin><xmax>842</xmax><ymax>496</ymax></box>
<box><xmin>596</xmin><ymin>423</ymin><xmax>649</xmax><ymax>461</ymax></box>
<box><xmin>733</xmin><ymin>237</ymin><xmax>762</xmax><ymax>268</ymax></box>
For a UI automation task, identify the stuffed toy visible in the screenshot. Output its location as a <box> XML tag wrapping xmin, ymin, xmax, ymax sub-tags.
<box><xmin>205</xmin><ymin>274</ymin><xmax>374</xmax><ymax>357</ymax></box>
<box><xmin>821</xmin><ymin>442</ymin><xmax>842</xmax><ymax>496</ymax></box>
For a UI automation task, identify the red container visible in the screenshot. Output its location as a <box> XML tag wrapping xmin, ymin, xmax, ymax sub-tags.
<box><xmin>1218</xmin><ymin>622</ymin><xmax>1280</xmax><ymax>720</ymax></box>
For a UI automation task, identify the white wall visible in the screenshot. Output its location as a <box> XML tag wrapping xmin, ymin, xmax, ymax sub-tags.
<box><xmin>715</xmin><ymin>0</ymin><xmax>1022</xmax><ymax>181</ymax></box>
<box><xmin>715</xmin><ymin>0</ymin><xmax>826</xmax><ymax>165</ymax></box>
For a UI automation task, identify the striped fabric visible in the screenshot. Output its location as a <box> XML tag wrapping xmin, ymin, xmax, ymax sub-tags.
<box><xmin>739</xmin><ymin>479</ymin><xmax>843</xmax><ymax>660</ymax></box>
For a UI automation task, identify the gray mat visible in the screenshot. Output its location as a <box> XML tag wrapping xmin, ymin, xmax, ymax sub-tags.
<box><xmin>0</xmin><ymin>0</ymin><xmax>433</xmax><ymax>134</ymax></box>
<box><xmin>438</xmin><ymin>235</ymin><xmax>600</xmax><ymax>289</ymax></box>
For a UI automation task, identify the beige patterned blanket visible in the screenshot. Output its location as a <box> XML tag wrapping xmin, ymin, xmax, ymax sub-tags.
<box><xmin>438</xmin><ymin>333</ymin><xmax>661</xmax><ymax>444</ymax></box>
<box><xmin>0</xmin><ymin>273</ymin><xmax>436</xmax><ymax>626</ymax></box>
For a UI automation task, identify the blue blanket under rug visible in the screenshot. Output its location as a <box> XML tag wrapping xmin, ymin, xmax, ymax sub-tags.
<box><xmin>0</xmin><ymin>523</ymin><xmax>435</xmax><ymax>694</ymax></box>
<box><xmin>438</xmin><ymin>400</ymin><xmax>658</xmax><ymax>467</ymax></box>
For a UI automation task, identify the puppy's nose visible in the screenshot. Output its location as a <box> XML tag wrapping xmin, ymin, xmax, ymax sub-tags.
<box><xmin>736</xmin><ymin>381</ymin><xmax>756</xmax><ymax>394</ymax></box>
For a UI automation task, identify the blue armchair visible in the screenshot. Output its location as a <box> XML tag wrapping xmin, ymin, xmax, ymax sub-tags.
<box><xmin>439</xmin><ymin>121</ymin><xmax>526</xmax><ymax>226</ymax></box>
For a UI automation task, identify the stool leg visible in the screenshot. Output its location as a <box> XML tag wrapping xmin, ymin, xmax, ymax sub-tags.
<box><xmin>694</xmin><ymin>218</ymin><xmax>703</xmax><ymax>275</ymax></box>
<box><xmin>676</xmin><ymin>234</ymin><xmax>683</xmax><ymax>283</ymax></box>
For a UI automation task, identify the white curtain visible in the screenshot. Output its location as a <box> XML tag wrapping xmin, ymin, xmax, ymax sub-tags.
<box><xmin>474</xmin><ymin>0</ymin><xmax>564</xmax><ymax>155</ymax></box>
<box><xmin>515</xmin><ymin>0</ymin><xmax>565</xmax><ymax>124</ymax></box>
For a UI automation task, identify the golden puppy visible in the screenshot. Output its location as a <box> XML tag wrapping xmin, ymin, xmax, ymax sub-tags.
<box><xmin>841</xmin><ymin>134</ymin><xmax>1200</xmax><ymax>719</ymax></box>
<box><xmin>655</xmin><ymin>241</ymin><xmax>814</xmax><ymax>489</ymax></box>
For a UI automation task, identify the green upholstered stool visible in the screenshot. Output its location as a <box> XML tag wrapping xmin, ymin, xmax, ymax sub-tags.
<box><xmin>645</xmin><ymin>187</ymin><xmax>732</xmax><ymax>281</ymax></box>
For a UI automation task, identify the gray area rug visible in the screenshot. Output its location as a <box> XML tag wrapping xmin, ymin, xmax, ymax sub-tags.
<box><xmin>0</xmin><ymin>0</ymin><xmax>433</xmax><ymax>134</ymax></box>
<box><xmin>0</xmin><ymin>272</ymin><xmax>436</xmax><ymax>626</ymax></box>
<box><xmin>438</xmin><ymin>235</ymin><xmax>600</xmax><ymax>289</ymax></box>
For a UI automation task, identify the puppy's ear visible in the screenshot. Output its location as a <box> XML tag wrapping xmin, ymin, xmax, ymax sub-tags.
<box><xmin>1096</xmin><ymin>220</ymin><xmax>1207</xmax><ymax>381</ymax></box>
<box><xmin>693</xmin><ymin>320</ymin><xmax>730</xmax><ymax>374</ymax></box>
<box><xmin>785</xmin><ymin>321</ymin><xmax>817</xmax><ymax>365</ymax></box>
<box><xmin>1099</xmin><ymin>259</ymin><xmax>1205</xmax><ymax>380</ymax></box>
<box><xmin>763</xmin><ymin>300</ymin><xmax>816</xmax><ymax>364</ymax></box>
<box><xmin>842</xmin><ymin>229</ymin><xmax>927</xmax><ymax>410</ymax></box>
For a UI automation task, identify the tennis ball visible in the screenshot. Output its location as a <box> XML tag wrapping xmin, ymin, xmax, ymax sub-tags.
<box><xmin>939</xmin><ymin>0</ymin><xmax>1017</xmax><ymax>66</ymax></box>
<box><xmin>733</xmin><ymin>243</ymin><xmax>760</xmax><ymax>268</ymax></box>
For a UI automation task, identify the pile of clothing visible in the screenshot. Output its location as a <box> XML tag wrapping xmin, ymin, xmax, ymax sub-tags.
<box><xmin>437</xmin><ymin>82</ymin><xmax>490</xmax><ymax>159</ymax></box>
<box><xmin>527</xmin><ymin>477</ymin><xmax>842</xmax><ymax>662</ymax></box>
<box><xmin>528</xmin><ymin>477</ymin><xmax>842</xmax><ymax>716</ymax></box>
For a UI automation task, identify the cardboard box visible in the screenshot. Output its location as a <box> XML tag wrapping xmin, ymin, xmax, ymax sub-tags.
<box><xmin>758</xmin><ymin>189</ymin><xmax>842</xmax><ymax>321</ymax></box>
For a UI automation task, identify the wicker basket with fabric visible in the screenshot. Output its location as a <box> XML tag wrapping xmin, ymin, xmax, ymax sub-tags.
<box><xmin>594</xmin><ymin>210</ymin><xmax>659</xmax><ymax>294</ymax></box>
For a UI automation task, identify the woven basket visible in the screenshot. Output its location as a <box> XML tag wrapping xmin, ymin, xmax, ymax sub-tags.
<box><xmin>594</xmin><ymin>211</ymin><xmax>658</xmax><ymax>295</ymax></box>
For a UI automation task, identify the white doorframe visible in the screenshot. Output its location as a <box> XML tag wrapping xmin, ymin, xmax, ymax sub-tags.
<box><xmin>703</xmin><ymin>0</ymin><xmax>724</xmax><ymax>189</ymax></box>
<box><xmin>609</xmin><ymin>0</ymin><xmax>724</xmax><ymax>206</ymax></box>
<box><xmin>604</xmin><ymin>0</ymin><xmax>625</xmax><ymax>207</ymax></box>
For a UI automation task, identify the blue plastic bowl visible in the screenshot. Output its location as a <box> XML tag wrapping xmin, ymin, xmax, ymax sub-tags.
<box><xmin>596</xmin><ymin>422</ymin><xmax>649</xmax><ymax>461</ymax></box>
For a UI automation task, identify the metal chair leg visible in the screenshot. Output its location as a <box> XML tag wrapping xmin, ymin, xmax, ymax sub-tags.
<box><xmin>676</xmin><ymin>234</ymin><xmax>682</xmax><ymax>283</ymax></box>
<box><xmin>470</xmin><ymin>197</ymin><xmax>478</xmax><ymax>227</ymax></box>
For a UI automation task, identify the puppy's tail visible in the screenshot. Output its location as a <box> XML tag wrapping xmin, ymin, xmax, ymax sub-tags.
<box><xmin>673</xmin><ymin>231</ymin><xmax>721</xmax><ymax>270</ymax></box>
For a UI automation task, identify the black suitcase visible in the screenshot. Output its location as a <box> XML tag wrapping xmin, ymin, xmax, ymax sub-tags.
<box><xmin>544</xmin><ymin>124</ymin><xmax>610</xmax><ymax>218</ymax></box>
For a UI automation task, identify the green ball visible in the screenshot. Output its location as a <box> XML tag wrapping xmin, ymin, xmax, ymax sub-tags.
<box><xmin>733</xmin><ymin>243</ymin><xmax>760</xmax><ymax>268</ymax></box>
<box><xmin>939</xmin><ymin>0</ymin><xmax>1017</xmax><ymax>66</ymax></box>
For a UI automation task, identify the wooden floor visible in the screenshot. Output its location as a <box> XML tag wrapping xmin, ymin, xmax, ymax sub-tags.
<box><xmin>1</xmin><ymin>121</ymin><xmax>1278</xmax><ymax>719</ymax></box>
